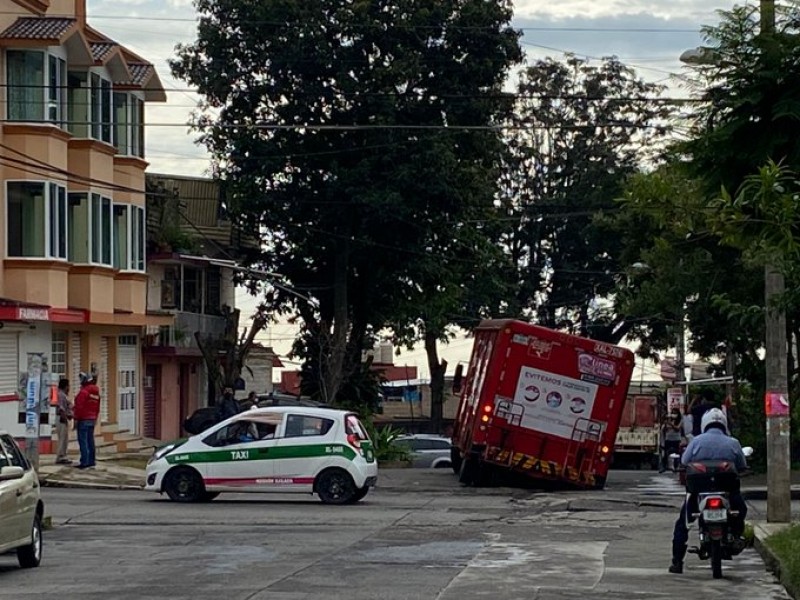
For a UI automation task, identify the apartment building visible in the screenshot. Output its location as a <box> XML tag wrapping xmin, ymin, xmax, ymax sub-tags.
<box><xmin>0</xmin><ymin>0</ymin><xmax>169</xmax><ymax>446</ymax></box>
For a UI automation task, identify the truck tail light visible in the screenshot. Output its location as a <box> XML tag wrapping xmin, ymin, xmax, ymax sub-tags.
<box><xmin>481</xmin><ymin>415</ymin><xmax>490</xmax><ymax>423</ymax></box>
<box><xmin>600</xmin><ymin>445</ymin><xmax>610</xmax><ymax>454</ymax></box>
<box><xmin>483</xmin><ymin>405</ymin><xmax>492</xmax><ymax>413</ymax></box>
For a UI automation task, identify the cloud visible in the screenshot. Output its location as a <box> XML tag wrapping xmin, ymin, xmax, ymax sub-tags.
<box><xmin>84</xmin><ymin>0</ymin><xmax>741</xmax><ymax>176</ymax></box>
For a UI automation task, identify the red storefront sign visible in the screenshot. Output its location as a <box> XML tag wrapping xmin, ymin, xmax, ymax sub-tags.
<box><xmin>0</xmin><ymin>305</ymin><xmax>87</xmax><ymax>324</ymax></box>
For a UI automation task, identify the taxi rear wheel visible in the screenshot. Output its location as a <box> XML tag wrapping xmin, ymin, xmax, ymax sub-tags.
<box><xmin>164</xmin><ymin>467</ymin><xmax>205</xmax><ymax>503</ymax></box>
<box><xmin>315</xmin><ymin>468</ymin><xmax>356</xmax><ymax>505</ymax></box>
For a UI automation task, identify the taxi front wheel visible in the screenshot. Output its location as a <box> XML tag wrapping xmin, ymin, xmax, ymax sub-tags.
<box><xmin>164</xmin><ymin>466</ymin><xmax>205</xmax><ymax>503</ymax></box>
<box><xmin>315</xmin><ymin>468</ymin><xmax>356</xmax><ymax>505</ymax></box>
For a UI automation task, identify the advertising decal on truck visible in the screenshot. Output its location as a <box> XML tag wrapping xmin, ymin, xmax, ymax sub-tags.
<box><xmin>512</xmin><ymin>366</ymin><xmax>599</xmax><ymax>439</ymax></box>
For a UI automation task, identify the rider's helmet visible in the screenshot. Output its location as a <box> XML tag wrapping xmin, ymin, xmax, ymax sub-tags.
<box><xmin>701</xmin><ymin>407</ymin><xmax>728</xmax><ymax>434</ymax></box>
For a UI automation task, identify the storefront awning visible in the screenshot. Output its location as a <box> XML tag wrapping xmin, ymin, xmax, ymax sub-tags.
<box><xmin>0</xmin><ymin>299</ymin><xmax>87</xmax><ymax>324</ymax></box>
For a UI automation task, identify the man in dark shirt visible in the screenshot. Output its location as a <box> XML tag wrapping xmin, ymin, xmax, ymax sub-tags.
<box><xmin>690</xmin><ymin>389</ymin><xmax>717</xmax><ymax>437</ymax></box>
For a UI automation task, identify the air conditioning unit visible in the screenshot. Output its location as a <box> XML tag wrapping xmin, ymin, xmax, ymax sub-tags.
<box><xmin>161</xmin><ymin>280</ymin><xmax>177</xmax><ymax>309</ymax></box>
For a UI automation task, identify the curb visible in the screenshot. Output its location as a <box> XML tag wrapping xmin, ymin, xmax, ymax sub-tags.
<box><xmin>742</xmin><ymin>489</ymin><xmax>800</xmax><ymax>501</ymax></box>
<box><xmin>753</xmin><ymin>526</ymin><xmax>799</xmax><ymax>600</ymax></box>
<box><xmin>41</xmin><ymin>478</ymin><xmax>143</xmax><ymax>491</ymax></box>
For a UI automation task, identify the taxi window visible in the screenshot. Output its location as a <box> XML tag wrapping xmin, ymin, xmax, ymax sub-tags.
<box><xmin>0</xmin><ymin>443</ymin><xmax>9</xmax><ymax>469</ymax></box>
<box><xmin>345</xmin><ymin>415</ymin><xmax>369</xmax><ymax>441</ymax></box>
<box><xmin>0</xmin><ymin>435</ymin><xmax>30</xmax><ymax>470</ymax></box>
<box><xmin>203</xmin><ymin>420</ymin><xmax>274</xmax><ymax>447</ymax></box>
<box><xmin>285</xmin><ymin>415</ymin><xmax>333</xmax><ymax>438</ymax></box>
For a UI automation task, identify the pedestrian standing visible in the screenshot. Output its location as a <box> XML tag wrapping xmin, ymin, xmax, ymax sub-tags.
<box><xmin>55</xmin><ymin>378</ymin><xmax>73</xmax><ymax>465</ymax></box>
<box><xmin>216</xmin><ymin>386</ymin><xmax>240</xmax><ymax>422</ymax></box>
<box><xmin>73</xmin><ymin>372</ymin><xmax>101</xmax><ymax>469</ymax></box>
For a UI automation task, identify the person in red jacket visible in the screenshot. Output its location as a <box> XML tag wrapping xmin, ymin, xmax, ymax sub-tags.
<box><xmin>73</xmin><ymin>372</ymin><xmax>101</xmax><ymax>469</ymax></box>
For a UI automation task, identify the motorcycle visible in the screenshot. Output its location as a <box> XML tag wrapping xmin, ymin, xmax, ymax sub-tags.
<box><xmin>671</xmin><ymin>446</ymin><xmax>753</xmax><ymax>579</ymax></box>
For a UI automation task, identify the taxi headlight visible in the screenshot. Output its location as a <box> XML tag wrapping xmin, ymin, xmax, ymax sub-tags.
<box><xmin>148</xmin><ymin>444</ymin><xmax>176</xmax><ymax>464</ymax></box>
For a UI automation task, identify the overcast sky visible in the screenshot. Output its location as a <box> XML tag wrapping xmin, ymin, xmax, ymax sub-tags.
<box><xmin>85</xmin><ymin>0</ymin><xmax>743</xmax><ymax>378</ymax></box>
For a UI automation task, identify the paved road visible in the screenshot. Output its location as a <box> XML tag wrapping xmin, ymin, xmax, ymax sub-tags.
<box><xmin>0</xmin><ymin>469</ymin><xmax>789</xmax><ymax>600</ymax></box>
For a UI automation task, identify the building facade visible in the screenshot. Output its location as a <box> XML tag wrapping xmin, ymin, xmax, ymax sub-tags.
<box><xmin>0</xmin><ymin>0</ymin><xmax>168</xmax><ymax>447</ymax></box>
<box><xmin>143</xmin><ymin>173</ymin><xmax>254</xmax><ymax>440</ymax></box>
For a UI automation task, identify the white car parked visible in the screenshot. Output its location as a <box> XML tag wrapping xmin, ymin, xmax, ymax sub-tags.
<box><xmin>146</xmin><ymin>406</ymin><xmax>378</xmax><ymax>504</ymax></box>
<box><xmin>393</xmin><ymin>434</ymin><xmax>453</xmax><ymax>469</ymax></box>
<box><xmin>0</xmin><ymin>432</ymin><xmax>44</xmax><ymax>568</ymax></box>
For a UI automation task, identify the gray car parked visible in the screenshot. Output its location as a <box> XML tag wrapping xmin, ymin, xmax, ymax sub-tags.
<box><xmin>393</xmin><ymin>435</ymin><xmax>452</xmax><ymax>469</ymax></box>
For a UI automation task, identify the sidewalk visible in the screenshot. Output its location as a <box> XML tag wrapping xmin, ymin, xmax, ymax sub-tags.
<box><xmin>741</xmin><ymin>470</ymin><xmax>800</xmax><ymax>500</ymax></box>
<box><xmin>38</xmin><ymin>454</ymin><xmax>145</xmax><ymax>490</ymax></box>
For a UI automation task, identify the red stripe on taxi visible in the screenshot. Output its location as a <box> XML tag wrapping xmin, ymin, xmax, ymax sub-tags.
<box><xmin>204</xmin><ymin>477</ymin><xmax>314</xmax><ymax>486</ymax></box>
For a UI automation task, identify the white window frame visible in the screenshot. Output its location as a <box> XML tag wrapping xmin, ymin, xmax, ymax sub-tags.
<box><xmin>112</xmin><ymin>91</ymin><xmax>145</xmax><ymax>158</ymax></box>
<box><xmin>6</xmin><ymin>47</ymin><xmax>67</xmax><ymax>127</ymax></box>
<box><xmin>113</xmin><ymin>203</ymin><xmax>130</xmax><ymax>271</ymax></box>
<box><xmin>89</xmin><ymin>70</ymin><xmax>113</xmax><ymax>144</ymax></box>
<box><xmin>5</xmin><ymin>180</ymin><xmax>68</xmax><ymax>260</ymax></box>
<box><xmin>130</xmin><ymin>205</ymin><xmax>145</xmax><ymax>272</ymax></box>
<box><xmin>89</xmin><ymin>192</ymin><xmax>113</xmax><ymax>267</ymax></box>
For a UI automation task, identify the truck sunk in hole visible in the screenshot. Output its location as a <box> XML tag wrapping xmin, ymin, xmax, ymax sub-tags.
<box><xmin>451</xmin><ymin>319</ymin><xmax>635</xmax><ymax>489</ymax></box>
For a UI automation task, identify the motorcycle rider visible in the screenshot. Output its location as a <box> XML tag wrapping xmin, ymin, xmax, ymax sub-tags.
<box><xmin>668</xmin><ymin>408</ymin><xmax>748</xmax><ymax>574</ymax></box>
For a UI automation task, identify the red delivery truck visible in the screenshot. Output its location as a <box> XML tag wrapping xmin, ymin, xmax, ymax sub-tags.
<box><xmin>451</xmin><ymin>319</ymin><xmax>635</xmax><ymax>489</ymax></box>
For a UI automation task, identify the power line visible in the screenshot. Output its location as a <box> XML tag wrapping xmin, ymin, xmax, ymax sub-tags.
<box><xmin>3</xmin><ymin>83</ymin><xmax>700</xmax><ymax>103</ymax></box>
<box><xmin>4</xmin><ymin>120</ymin><xmax>670</xmax><ymax>131</ymax></box>
<box><xmin>0</xmin><ymin>10</ymin><xmax>703</xmax><ymax>33</ymax></box>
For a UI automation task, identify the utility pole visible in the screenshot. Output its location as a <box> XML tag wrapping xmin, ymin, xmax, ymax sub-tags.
<box><xmin>760</xmin><ymin>0</ymin><xmax>791</xmax><ymax>524</ymax></box>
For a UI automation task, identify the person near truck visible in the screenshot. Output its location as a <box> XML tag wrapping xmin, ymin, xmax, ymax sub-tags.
<box><xmin>660</xmin><ymin>408</ymin><xmax>683</xmax><ymax>473</ymax></box>
<box><xmin>668</xmin><ymin>408</ymin><xmax>747</xmax><ymax>574</ymax></box>
<box><xmin>690</xmin><ymin>389</ymin><xmax>718</xmax><ymax>436</ymax></box>
<box><xmin>73</xmin><ymin>372</ymin><xmax>101</xmax><ymax>469</ymax></box>
<box><xmin>55</xmin><ymin>378</ymin><xmax>73</xmax><ymax>465</ymax></box>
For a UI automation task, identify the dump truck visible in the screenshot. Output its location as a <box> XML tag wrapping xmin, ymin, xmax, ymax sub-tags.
<box><xmin>613</xmin><ymin>393</ymin><xmax>661</xmax><ymax>469</ymax></box>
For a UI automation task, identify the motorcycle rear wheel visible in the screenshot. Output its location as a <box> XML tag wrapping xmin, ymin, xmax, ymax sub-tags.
<box><xmin>710</xmin><ymin>540</ymin><xmax>723</xmax><ymax>579</ymax></box>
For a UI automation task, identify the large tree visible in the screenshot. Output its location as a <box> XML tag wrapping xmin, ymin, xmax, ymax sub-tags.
<box><xmin>501</xmin><ymin>56</ymin><xmax>671</xmax><ymax>342</ymax></box>
<box><xmin>172</xmin><ymin>1</ymin><xmax>521</xmax><ymax>407</ymax></box>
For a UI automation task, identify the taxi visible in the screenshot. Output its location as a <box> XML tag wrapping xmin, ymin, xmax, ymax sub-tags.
<box><xmin>145</xmin><ymin>406</ymin><xmax>377</xmax><ymax>504</ymax></box>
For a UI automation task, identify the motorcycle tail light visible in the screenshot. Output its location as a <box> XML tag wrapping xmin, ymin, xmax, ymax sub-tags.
<box><xmin>707</xmin><ymin>497</ymin><xmax>723</xmax><ymax>509</ymax></box>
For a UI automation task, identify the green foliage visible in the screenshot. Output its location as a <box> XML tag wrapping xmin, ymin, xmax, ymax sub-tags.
<box><xmin>682</xmin><ymin>4</ymin><xmax>800</xmax><ymax>194</ymax></box>
<box><xmin>502</xmin><ymin>56</ymin><xmax>672</xmax><ymax>341</ymax></box>
<box><xmin>765</xmin><ymin>524</ymin><xmax>800</xmax><ymax>597</ymax></box>
<box><xmin>172</xmin><ymin>0</ymin><xmax>522</xmax><ymax>403</ymax></box>
<box><xmin>362</xmin><ymin>422</ymin><xmax>410</xmax><ymax>463</ymax></box>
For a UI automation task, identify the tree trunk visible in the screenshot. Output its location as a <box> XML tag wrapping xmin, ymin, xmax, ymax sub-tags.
<box><xmin>425</xmin><ymin>330</ymin><xmax>447</xmax><ymax>434</ymax></box>
<box><xmin>321</xmin><ymin>245</ymin><xmax>349</xmax><ymax>403</ymax></box>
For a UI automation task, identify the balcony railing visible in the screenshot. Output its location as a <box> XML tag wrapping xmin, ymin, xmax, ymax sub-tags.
<box><xmin>158</xmin><ymin>312</ymin><xmax>227</xmax><ymax>348</ymax></box>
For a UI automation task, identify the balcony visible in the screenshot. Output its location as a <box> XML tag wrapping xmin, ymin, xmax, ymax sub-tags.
<box><xmin>157</xmin><ymin>312</ymin><xmax>227</xmax><ymax>349</ymax></box>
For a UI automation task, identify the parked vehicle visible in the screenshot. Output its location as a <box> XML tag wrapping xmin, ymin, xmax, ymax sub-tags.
<box><xmin>679</xmin><ymin>447</ymin><xmax>753</xmax><ymax>579</ymax></box>
<box><xmin>452</xmin><ymin>319</ymin><xmax>635</xmax><ymax>489</ymax></box>
<box><xmin>393</xmin><ymin>435</ymin><xmax>452</xmax><ymax>469</ymax></box>
<box><xmin>0</xmin><ymin>432</ymin><xmax>44</xmax><ymax>568</ymax></box>
<box><xmin>614</xmin><ymin>394</ymin><xmax>660</xmax><ymax>469</ymax></box>
<box><xmin>148</xmin><ymin>406</ymin><xmax>377</xmax><ymax>504</ymax></box>
<box><xmin>183</xmin><ymin>393</ymin><xmax>328</xmax><ymax>435</ymax></box>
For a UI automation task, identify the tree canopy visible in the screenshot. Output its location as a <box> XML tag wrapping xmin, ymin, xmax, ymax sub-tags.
<box><xmin>172</xmin><ymin>0</ymin><xmax>521</xmax><ymax>411</ymax></box>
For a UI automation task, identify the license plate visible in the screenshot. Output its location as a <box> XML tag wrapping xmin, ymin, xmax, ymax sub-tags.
<box><xmin>703</xmin><ymin>508</ymin><xmax>727</xmax><ymax>522</ymax></box>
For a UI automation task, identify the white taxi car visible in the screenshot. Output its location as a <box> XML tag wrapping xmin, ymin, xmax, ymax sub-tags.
<box><xmin>146</xmin><ymin>406</ymin><xmax>377</xmax><ymax>504</ymax></box>
<box><xmin>0</xmin><ymin>432</ymin><xmax>44</xmax><ymax>568</ymax></box>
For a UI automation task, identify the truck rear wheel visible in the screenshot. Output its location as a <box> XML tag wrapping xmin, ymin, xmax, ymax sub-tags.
<box><xmin>458</xmin><ymin>457</ymin><xmax>478</xmax><ymax>485</ymax></box>
<box><xmin>451</xmin><ymin>447</ymin><xmax>463</xmax><ymax>475</ymax></box>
